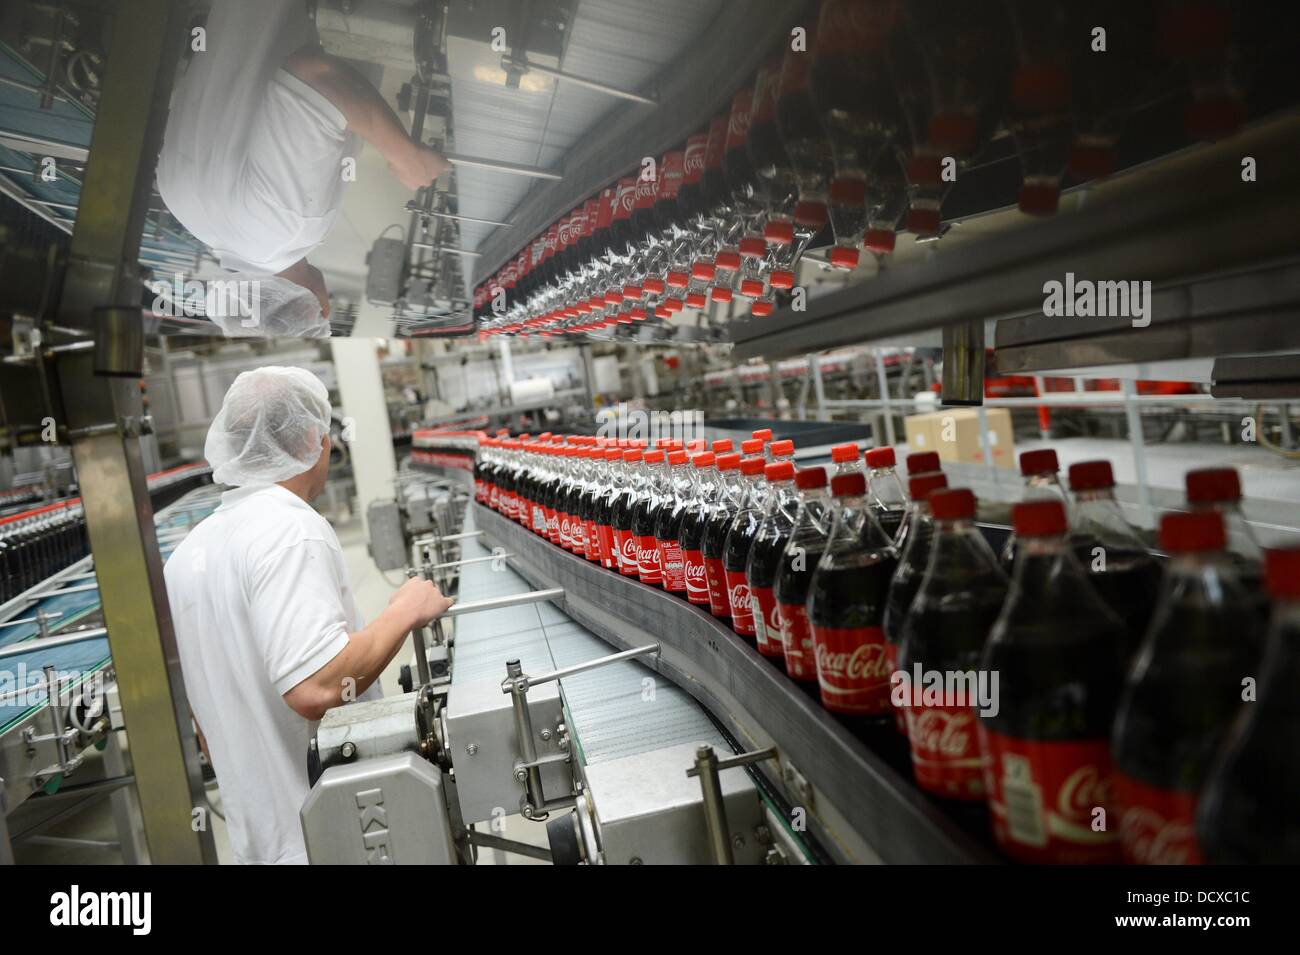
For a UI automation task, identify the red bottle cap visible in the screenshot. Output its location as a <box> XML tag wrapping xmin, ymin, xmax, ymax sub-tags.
<box><xmin>1185</xmin><ymin>467</ymin><xmax>1241</xmax><ymax>503</ymax></box>
<box><xmin>794</xmin><ymin>201</ymin><xmax>828</xmax><ymax>228</ymax></box>
<box><xmin>864</xmin><ymin>228</ymin><xmax>896</xmax><ymax>254</ymax></box>
<box><xmin>1265</xmin><ymin>547</ymin><xmax>1300</xmax><ymax>599</ymax></box>
<box><xmin>795</xmin><ymin>466</ymin><xmax>827</xmax><ymax>490</ymax></box>
<box><xmin>605</xmin><ymin>448</ymin><xmax>623</xmax><ymax>461</ymax></box>
<box><xmin>906</xmin><ymin>206</ymin><xmax>942</xmax><ymax>236</ymax></box>
<box><xmin>654</xmin><ymin>305</ymin><xmax>672</xmax><ymax>319</ymax></box>
<box><xmin>623</xmin><ymin>284</ymin><xmax>643</xmax><ymax>299</ymax></box>
<box><xmin>691</xmin><ymin>262</ymin><xmax>716</xmax><ymax>281</ymax></box>
<box><xmin>929</xmin><ymin>486</ymin><xmax>975</xmax><ymax>520</ymax></box>
<box><xmin>665</xmin><ymin>297</ymin><xmax>684</xmax><ymax>312</ymax></box>
<box><xmin>1018</xmin><ymin>183</ymin><xmax>1060</xmax><ymax>216</ymax></box>
<box><xmin>623</xmin><ymin>449</ymin><xmax>643</xmax><ymax>463</ymax></box>
<box><xmin>751</xmin><ymin>301</ymin><xmax>774</xmax><ymax>316</ymax></box>
<box><xmin>716</xmin><ymin>251</ymin><xmax>742</xmax><ymax>271</ymax></box>
<box><xmin>692</xmin><ymin>452</ymin><xmax>715</xmax><ymax>468</ymax></box>
<box><xmin>764</xmin><ymin>221</ymin><xmax>795</xmax><ymax>245</ymax></box>
<box><xmin>740</xmin><ymin>456</ymin><xmax>767</xmax><ymax>476</ymax></box>
<box><xmin>686</xmin><ymin>291</ymin><xmax>708</xmax><ymax>308</ymax></box>
<box><xmin>830</xmin><ymin>472</ymin><xmax>867</xmax><ymax>497</ymax></box>
<box><xmin>830</xmin><ymin>442</ymin><xmax>859</xmax><ymax>463</ymax></box>
<box><xmin>770</xmin><ymin>438</ymin><xmax>795</xmax><ymax>457</ymax></box>
<box><xmin>906</xmin><ymin>451</ymin><xmax>941</xmax><ymax>474</ymax></box>
<box><xmin>830</xmin><ymin>177</ymin><xmax>867</xmax><ymax>204</ymax></box>
<box><xmin>1068</xmin><ymin>460</ymin><xmax>1115</xmax><ymax>491</ymax></box>
<box><xmin>909</xmin><ymin>472</ymin><xmax>950</xmax><ymax>502</ymax></box>
<box><xmin>710</xmin><ymin>285</ymin><xmax>733</xmax><ymax>302</ymax></box>
<box><xmin>605</xmin><ymin>290</ymin><xmax>623</xmax><ymax>305</ymax></box>
<box><xmin>643</xmin><ymin>277</ymin><xmax>666</xmax><ymax>295</ymax></box>
<box><xmin>739</xmin><ymin>236</ymin><xmax>768</xmax><ymax>258</ymax></box>
<box><xmin>716</xmin><ymin>452</ymin><xmax>741</xmax><ymax>471</ymax></box>
<box><xmin>1160</xmin><ymin>511</ymin><xmax>1226</xmax><ymax>553</ymax></box>
<box><xmin>712</xmin><ymin>439</ymin><xmax>734</xmax><ymax>453</ymax></box>
<box><xmin>740</xmin><ymin>279</ymin><xmax>765</xmax><ymax>297</ymax></box>
<box><xmin>666</xmin><ymin>270</ymin><xmax>690</xmax><ymax>288</ymax></box>
<box><xmin>752</xmin><ymin>429</ymin><xmax>773</xmax><ymax>440</ymax></box>
<box><xmin>1013</xmin><ymin>499</ymin><xmax>1067</xmax><ymax>537</ymax></box>
<box><xmin>765</xmin><ymin>461</ymin><xmax>795</xmax><ymax>482</ymax></box>
<box><xmin>769</xmin><ymin>270</ymin><xmax>795</xmax><ymax>289</ymax></box>
<box><xmin>1068</xmin><ymin>142</ymin><xmax>1117</xmax><ymax>181</ymax></box>
<box><xmin>644</xmin><ymin>449</ymin><xmax>665</xmax><ymax>464</ymax></box>
<box><xmin>865</xmin><ymin>447</ymin><xmax>896</xmax><ymax>468</ymax></box>
<box><xmin>740</xmin><ymin>439</ymin><xmax>764</xmax><ymax>455</ymax></box>
<box><xmin>1019</xmin><ymin>449</ymin><xmax>1059</xmax><ymax>476</ymax></box>
<box><xmin>667</xmin><ymin>450</ymin><xmax>688</xmax><ymax>466</ymax></box>
<box><xmin>829</xmin><ymin>246</ymin><xmax>860</xmax><ymax>270</ymax></box>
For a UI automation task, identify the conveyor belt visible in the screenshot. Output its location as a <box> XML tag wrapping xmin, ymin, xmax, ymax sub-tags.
<box><xmin>449</xmin><ymin>507</ymin><xmax>732</xmax><ymax>766</ymax></box>
<box><xmin>0</xmin><ymin>487</ymin><xmax>222</xmax><ymax>733</ymax></box>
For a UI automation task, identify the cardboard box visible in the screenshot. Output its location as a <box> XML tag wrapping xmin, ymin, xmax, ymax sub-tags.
<box><xmin>904</xmin><ymin>407</ymin><xmax>1015</xmax><ymax>469</ymax></box>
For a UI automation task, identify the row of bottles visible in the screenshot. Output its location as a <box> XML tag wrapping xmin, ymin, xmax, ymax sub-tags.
<box><xmin>0</xmin><ymin>505</ymin><xmax>90</xmax><ymax>605</ymax></box>
<box><xmin>473</xmin><ymin>434</ymin><xmax>1296</xmax><ymax>863</ymax></box>
<box><xmin>473</xmin><ymin>0</ymin><xmax>1277</xmax><ymax>339</ymax></box>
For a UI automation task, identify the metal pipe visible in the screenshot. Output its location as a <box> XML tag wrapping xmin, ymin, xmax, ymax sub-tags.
<box><xmin>442</xmin><ymin>152</ymin><xmax>562</xmax><ymax>181</ymax></box>
<box><xmin>0</xmin><ymin>627</ymin><xmax>108</xmax><ymax>665</ymax></box>
<box><xmin>443</xmin><ymin>588</ymin><xmax>564</xmax><ymax>618</ymax></box>
<box><xmin>404</xmin><ymin>205</ymin><xmax>514</xmax><ymax>228</ymax></box>
<box><xmin>691</xmin><ymin>745</ymin><xmax>734</xmax><ymax>864</ymax></box>
<box><xmin>412</xmin><ymin>241</ymin><xmax>481</xmax><ymax>256</ymax></box>
<box><xmin>525</xmin><ymin>643</ymin><xmax>659</xmax><ymax>688</ymax></box>
<box><xmin>0</xmin><ymin>611</ymin><xmax>65</xmax><ymax>630</ymax></box>
<box><xmin>426</xmin><ymin>553</ymin><xmax>512</xmax><ymax>572</ymax></box>
<box><xmin>501</xmin><ymin>55</ymin><xmax>656</xmax><ymax>106</ymax></box>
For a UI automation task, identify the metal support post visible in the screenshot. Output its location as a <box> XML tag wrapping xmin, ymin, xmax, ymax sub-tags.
<box><xmin>686</xmin><ymin>745</ymin><xmax>778</xmax><ymax>865</ymax></box>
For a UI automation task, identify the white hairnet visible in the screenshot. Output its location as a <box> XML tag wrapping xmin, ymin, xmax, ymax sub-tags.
<box><xmin>205</xmin><ymin>367</ymin><xmax>333</xmax><ymax>486</ymax></box>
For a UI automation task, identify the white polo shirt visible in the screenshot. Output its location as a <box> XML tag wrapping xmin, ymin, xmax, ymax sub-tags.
<box><xmin>165</xmin><ymin>484</ymin><xmax>379</xmax><ymax>864</ymax></box>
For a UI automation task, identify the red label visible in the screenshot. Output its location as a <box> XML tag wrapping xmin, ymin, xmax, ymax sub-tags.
<box><xmin>705</xmin><ymin>115</ymin><xmax>728</xmax><ymax>169</ymax></box>
<box><xmin>659</xmin><ymin>539</ymin><xmax>686</xmax><ymax>592</ymax></box>
<box><xmin>569</xmin><ymin>515</ymin><xmax>585</xmax><ymax>552</ymax></box>
<box><xmin>978</xmin><ymin>727</ymin><xmax>1121</xmax><ymax>865</ymax></box>
<box><xmin>683</xmin><ymin>135</ymin><xmax>707</xmax><ymax>184</ymax></box>
<box><xmin>584</xmin><ymin>519</ymin><xmax>601</xmax><ymax>562</ymax></box>
<box><xmin>726</xmin><ymin>89</ymin><xmax>754</xmax><ymax>149</ymax></box>
<box><xmin>704</xmin><ymin>556</ymin><xmax>730</xmax><ymax>618</ymax></box>
<box><xmin>615</xmin><ymin>178</ymin><xmax>637</xmax><ymax>219</ymax></box>
<box><xmin>777</xmin><ymin>602</ymin><xmax>816</xmax><ymax>681</ymax></box>
<box><xmin>684</xmin><ymin>549</ymin><xmax>710</xmax><ymax>604</ymax></box>
<box><xmin>488</xmin><ymin>484</ymin><xmax>499</xmax><ymax>511</ymax></box>
<box><xmin>613</xmin><ymin>528</ymin><xmax>639</xmax><ymax>575</ymax></box>
<box><xmin>546</xmin><ymin>510</ymin><xmax>560</xmax><ymax>544</ymax></box>
<box><xmin>531</xmin><ymin>504</ymin><xmax>547</xmax><ymax>535</ymax></box>
<box><xmin>558</xmin><ymin>512</ymin><xmax>572</xmax><ymax>549</ymax></box>
<box><xmin>1113</xmin><ymin>772</ymin><xmax>1203</xmax><ymax>865</ymax></box>
<box><xmin>599</xmin><ymin>524</ymin><xmax>618</xmax><ymax>571</ymax></box>
<box><xmin>475</xmin><ymin>479</ymin><xmax>485</xmax><ymax>503</ymax></box>
<box><xmin>749</xmin><ymin>585</ymin><xmax>783</xmax><ymax>658</ymax></box>
<box><xmin>905</xmin><ymin>705</ymin><xmax>986</xmax><ymax>801</ymax></box>
<box><xmin>636</xmin><ymin>534</ymin><xmax>663</xmax><ymax>584</ymax></box>
<box><xmin>725</xmin><ymin>569</ymin><xmax>755</xmax><ymax>635</ymax></box>
<box><xmin>811</xmin><ymin>625</ymin><xmax>891</xmax><ymax>715</ymax></box>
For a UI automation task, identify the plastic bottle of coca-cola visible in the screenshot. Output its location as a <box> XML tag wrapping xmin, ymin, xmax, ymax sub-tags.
<box><xmin>1000</xmin><ymin>448</ymin><xmax>1071</xmax><ymax>572</ymax></box>
<box><xmin>1196</xmin><ymin>546</ymin><xmax>1300</xmax><ymax>863</ymax></box>
<box><xmin>1111</xmin><ymin>511</ymin><xmax>1263</xmax><ymax>865</ymax></box>
<box><xmin>807</xmin><ymin>471</ymin><xmax>900</xmax><ymax>726</ymax></box>
<box><xmin>746</xmin><ymin>460</ymin><xmax>800</xmax><ymax>666</ymax></box>
<box><xmin>577</xmin><ymin>445</ymin><xmax>603</xmax><ymax>563</ymax></box>
<box><xmin>883</xmin><ymin>471</ymin><xmax>950</xmax><ymax>729</ymax></box>
<box><xmin>865</xmin><ymin>447</ymin><xmax>908</xmax><ymax>541</ymax></box>
<box><xmin>611</xmin><ymin>449</ymin><xmax>645</xmax><ymax>576</ymax></box>
<box><xmin>775</xmin><ymin>466</ymin><xmax>834</xmax><ymax>684</ymax></box>
<box><xmin>723</xmin><ymin>84</ymin><xmax>761</xmax><ymax>212</ymax></box>
<box><xmin>1067</xmin><ymin>460</ymin><xmax>1164</xmax><ymax>660</ymax></box>
<box><xmin>978</xmin><ymin>498</ymin><xmax>1126</xmax><ymax>864</ymax></box>
<box><xmin>633</xmin><ymin>449</ymin><xmax>667</xmax><ymax>586</ymax></box>
<box><xmin>1005</xmin><ymin>1</ymin><xmax>1073</xmax><ymax>215</ymax></box>
<box><xmin>703</xmin><ymin>452</ymin><xmax>745</xmax><ymax>621</ymax></box>
<box><xmin>830</xmin><ymin>442</ymin><xmax>865</xmax><ymax>481</ymax></box>
<box><xmin>898</xmin><ymin>488</ymin><xmax>1009</xmax><ymax>801</ymax></box>
<box><xmin>1157</xmin><ymin>0</ymin><xmax>1246</xmax><ymax>143</ymax></box>
<box><xmin>1185</xmin><ymin>467</ymin><xmax>1269</xmax><ymax>626</ymax></box>
<box><xmin>679</xmin><ymin>451</ymin><xmax>719</xmax><ymax>608</ymax></box>
<box><xmin>594</xmin><ymin>447</ymin><xmax>625</xmax><ymax>571</ymax></box>
<box><xmin>722</xmin><ymin>456</ymin><xmax>770</xmax><ymax>637</ymax></box>
<box><xmin>654</xmin><ymin>450</ymin><xmax>694</xmax><ymax>596</ymax></box>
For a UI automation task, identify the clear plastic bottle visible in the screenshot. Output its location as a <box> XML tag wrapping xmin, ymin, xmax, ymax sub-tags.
<box><xmin>722</xmin><ymin>456</ymin><xmax>770</xmax><ymax>637</ymax></box>
<box><xmin>680</xmin><ymin>451</ymin><xmax>721</xmax><ymax>608</ymax></box>
<box><xmin>655</xmin><ymin>450</ymin><xmax>695</xmax><ymax>595</ymax></box>
<box><xmin>865</xmin><ymin>447</ymin><xmax>908</xmax><ymax>541</ymax></box>
<box><xmin>1185</xmin><ymin>467</ymin><xmax>1269</xmax><ymax>627</ymax></box>
<box><xmin>775</xmin><ymin>466</ymin><xmax>834</xmax><ymax>683</ymax></box>
<box><xmin>745</xmin><ymin>460</ymin><xmax>800</xmax><ymax>665</ymax></box>
<box><xmin>999</xmin><ymin>448</ymin><xmax>1071</xmax><ymax>572</ymax></box>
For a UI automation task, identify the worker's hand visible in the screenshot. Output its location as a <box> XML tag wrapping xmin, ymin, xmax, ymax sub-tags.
<box><xmin>389</xmin><ymin>577</ymin><xmax>454</xmax><ymax>629</ymax></box>
<box><xmin>390</xmin><ymin>143</ymin><xmax>451</xmax><ymax>190</ymax></box>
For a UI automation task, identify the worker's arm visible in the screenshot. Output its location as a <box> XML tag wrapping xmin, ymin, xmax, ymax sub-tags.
<box><xmin>282</xmin><ymin>45</ymin><xmax>450</xmax><ymax>190</ymax></box>
<box><xmin>282</xmin><ymin>577</ymin><xmax>453</xmax><ymax>721</ymax></box>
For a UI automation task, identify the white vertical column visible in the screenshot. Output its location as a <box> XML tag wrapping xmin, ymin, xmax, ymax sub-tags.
<box><xmin>330</xmin><ymin>338</ymin><xmax>397</xmax><ymax>534</ymax></box>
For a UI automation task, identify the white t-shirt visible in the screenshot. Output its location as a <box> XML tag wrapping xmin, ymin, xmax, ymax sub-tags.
<box><xmin>165</xmin><ymin>484</ymin><xmax>379</xmax><ymax>864</ymax></box>
<box><xmin>157</xmin><ymin>0</ymin><xmax>357</xmax><ymax>273</ymax></box>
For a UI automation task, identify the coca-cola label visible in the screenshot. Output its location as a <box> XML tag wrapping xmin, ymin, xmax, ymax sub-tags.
<box><xmin>749</xmin><ymin>585</ymin><xmax>783</xmax><ymax>657</ymax></box>
<box><xmin>584</xmin><ymin>520</ymin><xmax>601</xmax><ymax>562</ymax></box>
<box><xmin>474</xmin><ymin>479</ymin><xmax>485</xmax><ymax>503</ymax></box>
<box><xmin>726</xmin><ymin>88</ymin><xmax>755</xmax><ymax>149</ymax></box>
<box><xmin>659</xmin><ymin>539</ymin><xmax>686</xmax><ymax>592</ymax></box>
<box><xmin>615</xmin><ymin>179</ymin><xmax>637</xmax><ymax>219</ymax></box>
<box><xmin>597</xmin><ymin>186</ymin><xmax>616</xmax><ymax>229</ymax></box>
<box><xmin>558</xmin><ymin>512</ymin><xmax>572</xmax><ymax>549</ymax></box>
<box><xmin>978</xmin><ymin>727</ymin><xmax>1120</xmax><ymax>864</ymax></box>
<box><xmin>705</xmin><ymin>115</ymin><xmax>728</xmax><ymax>169</ymax></box>
<box><xmin>684</xmin><ymin>549</ymin><xmax>710</xmax><ymax>604</ymax></box>
<box><xmin>777</xmin><ymin>602</ymin><xmax>816</xmax><ymax>681</ymax></box>
<box><xmin>614</xmin><ymin>528</ymin><xmax>640</xmax><ymax>575</ymax></box>
<box><xmin>811</xmin><ymin>625</ymin><xmax>892</xmax><ymax>715</ymax></box>
<box><xmin>531</xmin><ymin>504</ymin><xmax>547</xmax><ymax>535</ymax></box>
<box><xmin>599</xmin><ymin>524</ymin><xmax>618</xmax><ymax>570</ymax></box>
<box><xmin>725</xmin><ymin>569</ymin><xmax>755</xmax><ymax>635</ymax></box>
<box><xmin>905</xmin><ymin>705</ymin><xmax>986</xmax><ymax>801</ymax></box>
<box><xmin>634</xmin><ymin>174</ymin><xmax>657</xmax><ymax>210</ymax></box>
<box><xmin>751</xmin><ymin>64</ymin><xmax>780</xmax><ymax>123</ymax></box>
<box><xmin>1113</xmin><ymin>772</ymin><xmax>1203</xmax><ymax>865</ymax></box>
<box><xmin>658</xmin><ymin>152</ymin><xmax>684</xmax><ymax>201</ymax></box>
<box><xmin>488</xmin><ymin>484</ymin><xmax>499</xmax><ymax>510</ymax></box>
<box><xmin>683</xmin><ymin>135</ymin><xmax>707</xmax><ymax>184</ymax></box>
<box><xmin>569</xmin><ymin>516</ymin><xmax>585</xmax><ymax>552</ymax></box>
<box><xmin>705</xmin><ymin>556</ymin><xmax>730</xmax><ymax>617</ymax></box>
<box><xmin>636</xmin><ymin>534</ymin><xmax>663</xmax><ymax>584</ymax></box>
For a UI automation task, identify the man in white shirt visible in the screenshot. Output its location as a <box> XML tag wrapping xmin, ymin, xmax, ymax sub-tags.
<box><xmin>157</xmin><ymin>0</ymin><xmax>449</xmax><ymax>333</ymax></box>
<box><xmin>165</xmin><ymin>367</ymin><xmax>452</xmax><ymax>864</ymax></box>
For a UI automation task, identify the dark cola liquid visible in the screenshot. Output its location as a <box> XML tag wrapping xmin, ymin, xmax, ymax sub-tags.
<box><xmin>981</xmin><ymin>556</ymin><xmax>1126</xmax><ymax>742</ymax></box>
<box><xmin>632</xmin><ymin>495</ymin><xmax>660</xmax><ymax>540</ymax></box>
<box><xmin>874</xmin><ymin>507</ymin><xmax>905</xmax><ymax>542</ymax></box>
<box><xmin>883</xmin><ymin>520</ymin><xmax>936</xmax><ymax>645</ymax></box>
<box><xmin>723</xmin><ymin>508</ymin><xmax>762</xmax><ymax>576</ymax></box>
<box><xmin>655</xmin><ymin>498</ymin><xmax>686</xmax><ymax>546</ymax></box>
<box><xmin>747</xmin><ymin>116</ymin><xmax>796</xmax><ymax>207</ymax></box>
<box><xmin>611</xmin><ymin>484</ymin><xmax>638</xmax><ymax>535</ymax></box>
<box><xmin>679</xmin><ymin>506</ymin><xmax>707</xmax><ymax>552</ymax></box>
<box><xmin>703</xmin><ymin>510</ymin><xmax>733</xmax><ymax>562</ymax></box>
<box><xmin>809</xmin><ymin>555</ymin><xmax>898</xmax><ymax>629</ymax></box>
<box><xmin>747</xmin><ymin>530</ymin><xmax>790</xmax><ymax>591</ymax></box>
<box><xmin>899</xmin><ymin>589</ymin><xmax>1007</xmax><ymax>676</ymax></box>
<box><xmin>1070</xmin><ymin>542</ymin><xmax>1164</xmax><ymax>660</ymax></box>
<box><xmin>775</xmin><ymin>545</ymin><xmax>823</xmax><ymax>606</ymax></box>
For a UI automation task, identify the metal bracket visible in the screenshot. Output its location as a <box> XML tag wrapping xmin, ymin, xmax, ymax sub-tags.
<box><xmin>687</xmin><ymin>745</ymin><xmax>779</xmax><ymax>865</ymax></box>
